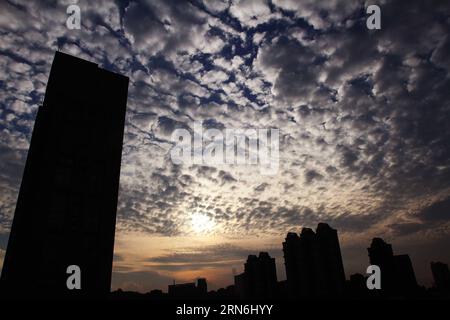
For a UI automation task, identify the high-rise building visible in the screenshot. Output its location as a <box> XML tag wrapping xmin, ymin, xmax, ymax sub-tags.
<box><xmin>234</xmin><ymin>272</ymin><xmax>249</xmax><ymax>299</ymax></box>
<box><xmin>282</xmin><ymin>223</ymin><xmax>346</xmax><ymax>298</ymax></box>
<box><xmin>394</xmin><ymin>254</ymin><xmax>418</xmax><ymax>292</ymax></box>
<box><xmin>367</xmin><ymin>238</ymin><xmax>396</xmax><ymax>293</ymax></box>
<box><xmin>368</xmin><ymin>238</ymin><xmax>418</xmax><ymax>295</ymax></box>
<box><xmin>0</xmin><ymin>52</ymin><xmax>128</xmax><ymax>298</ymax></box>
<box><xmin>316</xmin><ymin>223</ymin><xmax>346</xmax><ymax>295</ymax></box>
<box><xmin>234</xmin><ymin>252</ymin><xmax>277</xmax><ymax>299</ymax></box>
<box><xmin>196</xmin><ymin>278</ymin><xmax>208</xmax><ymax>295</ymax></box>
<box><xmin>431</xmin><ymin>261</ymin><xmax>450</xmax><ymax>291</ymax></box>
<box><xmin>282</xmin><ymin>229</ymin><xmax>318</xmax><ymax>298</ymax></box>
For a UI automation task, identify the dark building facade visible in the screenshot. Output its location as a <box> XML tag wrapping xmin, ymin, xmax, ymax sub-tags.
<box><xmin>0</xmin><ymin>52</ymin><xmax>128</xmax><ymax>297</ymax></box>
<box><xmin>368</xmin><ymin>238</ymin><xmax>418</xmax><ymax>295</ymax></box>
<box><xmin>367</xmin><ymin>238</ymin><xmax>396</xmax><ymax>293</ymax></box>
<box><xmin>346</xmin><ymin>273</ymin><xmax>368</xmax><ymax>298</ymax></box>
<box><xmin>168</xmin><ymin>279</ymin><xmax>208</xmax><ymax>298</ymax></box>
<box><xmin>431</xmin><ymin>261</ymin><xmax>450</xmax><ymax>291</ymax></box>
<box><xmin>316</xmin><ymin>223</ymin><xmax>347</xmax><ymax>295</ymax></box>
<box><xmin>394</xmin><ymin>254</ymin><xmax>418</xmax><ymax>292</ymax></box>
<box><xmin>196</xmin><ymin>278</ymin><xmax>208</xmax><ymax>295</ymax></box>
<box><xmin>234</xmin><ymin>252</ymin><xmax>277</xmax><ymax>299</ymax></box>
<box><xmin>282</xmin><ymin>229</ymin><xmax>318</xmax><ymax>298</ymax></box>
<box><xmin>282</xmin><ymin>223</ymin><xmax>346</xmax><ymax>298</ymax></box>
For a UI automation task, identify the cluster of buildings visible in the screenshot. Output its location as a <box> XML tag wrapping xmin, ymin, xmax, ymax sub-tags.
<box><xmin>233</xmin><ymin>223</ymin><xmax>346</xmax><ymax>299</ymax></box>
<box><xmin>232</xmin><ymin>224</ymin><xmax>449</xmax><ymax>299</ymax></box>
<box><xmin>168</xmin><ymin>278</ymin><xmax>208</xmax><ymax>298</ymax></box>
<box><xmin>156</xmin><ymin>223</ymin><xmax>450</xmax><ymax>300</ymax></box>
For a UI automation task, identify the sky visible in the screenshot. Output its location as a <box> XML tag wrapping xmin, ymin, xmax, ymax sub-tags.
<box><xmin>0</xmin><ymin>0</ymin><xmax>450</xmax><ymax>292</ymax></box>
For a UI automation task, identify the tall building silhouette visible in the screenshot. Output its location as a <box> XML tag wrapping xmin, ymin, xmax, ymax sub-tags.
<box><xmin>196</xmin><ymin>278</ymin><xmax>208</xmax><ymax>295</ymax></box>
<box><xmin>368</xmin><ymin>238</ymin><xmax>418</xmax><ymax>295</ymax></box>
<box><xmin>431</xmin><ymin>261</ymin><xmax>450</xmax><ymax>291</ymax></box>
<box><xmin>282</xmin><ymin>223</ymin><xmax>345</xmax><ymax>298</ymax></box>
<box><xmin>316</xmin><ymin>223</ymin><xmax>347</xmax><ymax>295</ymax></box>
<box><xmin>0</xmin><ymin>52</ymin><xmax>128</xmax><ymax>297</ymax></box>
<box><xmin>394</xmin><ymin>254</ymin><xmax>418</xmax><ymax>292</ymax></box>
<box><xmin>234</xmin><ymin>252</ymin><xmax>277</xmax><ymax>299</ymax></box>
<box><xmin>283</xmin><ymin>229</ymin><xmax>318</xmax><ymax>298</ymax></box>
<box><xmin>367</xmin><ymin>238</ymin><xmax>396</xmax><ymax>293</ymax></box>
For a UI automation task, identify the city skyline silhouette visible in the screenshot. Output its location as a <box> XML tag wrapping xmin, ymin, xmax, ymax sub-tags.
<box><xmin>111</xmin><ymin>223</ymin><xmax>450</xmax><ymax>300</ymax></box>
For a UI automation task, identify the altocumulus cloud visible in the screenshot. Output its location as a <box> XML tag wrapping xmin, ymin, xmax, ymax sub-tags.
<box><xmin>0</xmin><ymin>0</ymin><xmax>450</xmax><ymax>287</ymax></box>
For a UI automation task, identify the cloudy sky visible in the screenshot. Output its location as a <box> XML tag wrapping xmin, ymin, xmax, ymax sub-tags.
<box><xmin>1</xmin><ymin>0</ymin><xmax>450</xmax><ymax>292</ymax></box>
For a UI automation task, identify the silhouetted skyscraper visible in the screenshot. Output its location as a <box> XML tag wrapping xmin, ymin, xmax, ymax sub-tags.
<box><xmin>197</xmin><ymin>278</ymin><xmax>208</xmax><ymax>295</ymax></box>
<box><xmin>282</xmin><ymin>223</ymin><xmax>346</xmax><ymax>298</ymax></box>
<box><xmin>431</xmin><ymin>261</ymin><xmax>450</xmax><ymax>291</ymax></box>
<box><xmin>394</xmin><ymin>254</ymin><xmax>418</xmax><ymax>293</ymax></box>
<box><xmin>316</xmin><ymin>223</ymin><xmax>346</xmax><ymax>295</ymax></box>
<box><xmin>368</xmin><ymin>238</ymin><xmax>418</xmax><ymax>296</ymax></box>
<box><xmin>283</xmin><ymin>229</ymin><xmax>318</xmax><ymax>298</ymax></box>
<box><xmin>234</xmin><ymin>252</ymin><xmax>277</xmax><ymax>299</ymax></box>
<box><xmin>368</xmin><ymin>238</ymin><xmax>396</xmax><ymax>293</ymax></box>
<box><xmin>0</xmin><ymin>52</ymin><xmax>128</xmax><ymax>298</ymax></box>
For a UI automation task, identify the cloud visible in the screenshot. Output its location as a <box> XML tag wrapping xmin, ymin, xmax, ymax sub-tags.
<box><xmin>229</xmin><ymin>0</ymin><xmax>273</xmax><ymax>28</ymax></box>
<box><xmin>144</xmin><ymin>242</ymin><xmax>282</xmax><ymax>276</ymax></box>
<box><xmin>254</xmin><ymin>182</ymin><xmax>269</xmax><ymax>192</ymax></box>
<box><xmin>272</xmin><ymin>0</ymin><xmax>360</xmax><ymax>29</ymax></box>
<box><xmin>388</xmin><ymin>222</ymin><xmax>424</xmax><ymax>237</ymax></box>
<box><xmin>304</xmin><ymin>169</ymin><xmax>323</xmax><ymax>184</ymax></box>
<box><xmin>255</xmin><ymin>35</ymin><xmax>323</xmax><ymax>104</ymax></box>
<box><xmin>123</xmin><ymin>0</ymin><xmax>211</xmax><ymax>58</ymax></box>
<box><xmin>419</xmin><ymin>196</ymin><xmax>450</xmax><ymax>223</ymax></box>
<box><xmin>111</xmin><ymin>270</ymin><xmax>173</xmax><ymax>292</ymax></box>
<box><xmin>147</xmin><ymin>243</ymin><xmax>252</xmax><ymax>265</ymax></box>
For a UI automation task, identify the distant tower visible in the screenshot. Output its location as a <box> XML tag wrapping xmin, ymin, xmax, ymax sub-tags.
<box><xmin>282</xmin><ymin>232</ymin><xmax>302</xmax><ymax>298</ymax></box>
<box><xmin>234</xmin><ymin>252</ymin><xmax>277</xmax><ymax>299</ymax></box>
<box><xmin>282</xmin><ymin>223</ymin><xmax>345</xmax><ymax>298</ymax></box>
<box><xmin>0</xmin><ymin>52</ymin><xmax>129</xmax><ymax>298</ymax></box>
<box><xmin>367</xmin><ymin>238</ymin><xmax>396</xmax><ymax>293</ymax></box>
<box><xmin>283</xmin><ymin>228</ymin><xmax>318</xmax><ymax>298</ymax></box>
<box><xmin>368</xmin><ymin>238</ymin><xmax>418</xmax><ymax>295</ymax></box>
<box><xmin>394</xmin><ymin>254</ymin><xmax>418</xmax><ymax>292</ymax></box>
<box><xmin>197</xmin><ymin>278</ymin><xmax>207</xmax><ymax>295</ymax></box>
<box><xmin>316</xmin><ymin>223</ymin><xmax>346</xmax><ymax>295</ymax></box>
<box><xmin>431</xmin><ymin>261</ymin><xmax>450</xmax><ymax>291</ymax></box>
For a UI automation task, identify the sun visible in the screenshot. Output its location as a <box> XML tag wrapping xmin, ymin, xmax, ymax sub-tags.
<box><xmin>190</xmin><ymin>213</ymin><xmax>216</xmax><ymax>234</ymax></box>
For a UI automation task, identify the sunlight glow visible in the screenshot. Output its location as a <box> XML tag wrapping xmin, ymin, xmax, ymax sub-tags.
<box><xmin>190</xmin><ymin>213</ymin><xmax>216</xmax><ymax>234</ymax></box>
